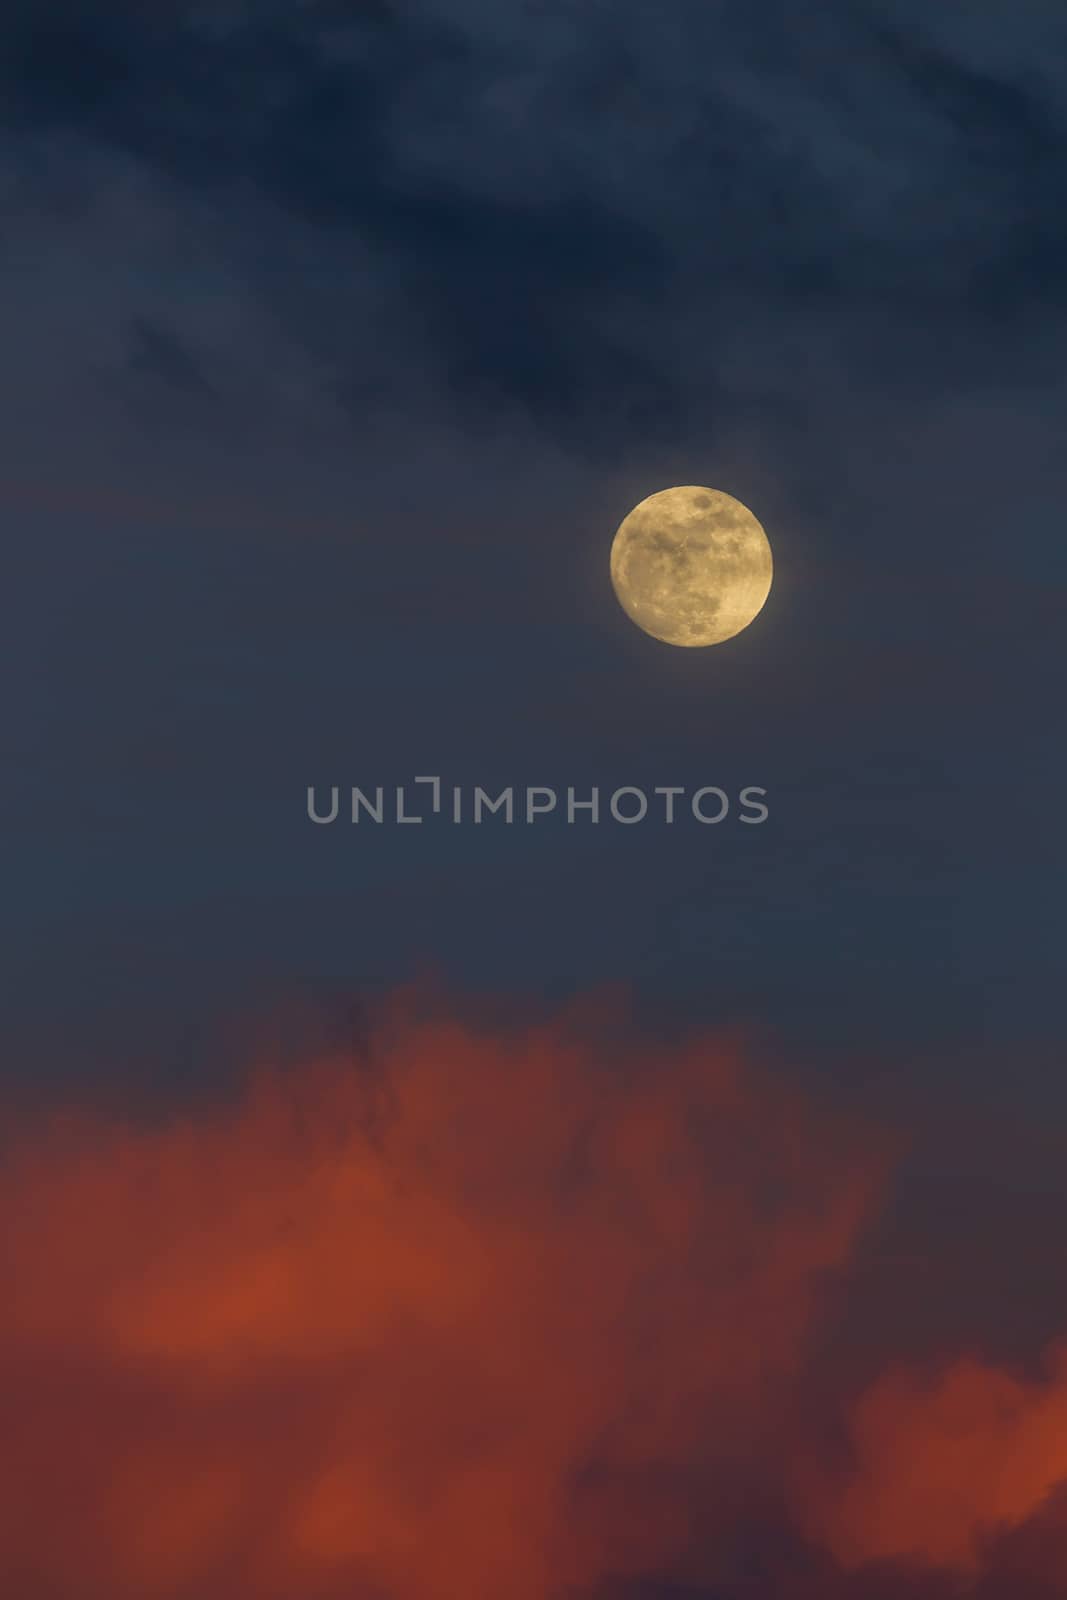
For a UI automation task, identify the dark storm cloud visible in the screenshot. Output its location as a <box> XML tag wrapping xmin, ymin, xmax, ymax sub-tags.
<box><xmin>3</xmin><ymin>0</ymin><xmax>1066</xmax><ymax>448</ymax></box>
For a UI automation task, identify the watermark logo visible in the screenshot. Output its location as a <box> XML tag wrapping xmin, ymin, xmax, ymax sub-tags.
<box><xmin>307</xmin><ymin>779</ymin><xmax>768</xmax><ymax>827</ymax></box>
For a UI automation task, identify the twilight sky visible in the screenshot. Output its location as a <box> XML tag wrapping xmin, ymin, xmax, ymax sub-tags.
<box><xmin>2</xmin><ymin>5</ymin><xmax>1066</xmax><ymax>1597</ymax></box>
<box><xmin>6</xmin><ymin>0</ymin><xmax>1064</xmax><ymax>1089</ymax></box>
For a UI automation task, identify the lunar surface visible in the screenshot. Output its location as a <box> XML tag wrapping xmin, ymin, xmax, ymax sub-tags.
<box><xmin>610</xmin><ymin>485</ymin><xmax>773</xmax><ymax>647</ymax></box>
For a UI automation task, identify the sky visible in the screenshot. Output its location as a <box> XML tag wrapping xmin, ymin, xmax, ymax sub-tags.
<box><xmin>2</xmin><ymin>2</ymin><xmax>1066</xmax><ymax>1596</ymax></box>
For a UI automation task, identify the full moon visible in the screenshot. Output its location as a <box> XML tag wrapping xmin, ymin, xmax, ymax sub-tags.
<box><xmin>610</xmin><ymin>485</ymin><xmax>773</xmax><ymax>647</ymax></box>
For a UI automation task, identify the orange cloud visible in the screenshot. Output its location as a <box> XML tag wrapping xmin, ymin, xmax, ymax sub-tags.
<box><xmin>12</xmin><ymin>993</ymin><xmax>1067</xmax><ymax>1600</ymax></box>
<box><xmin>0</xmin><ymin>998</ymin><xmax>881</xmax><ymax>1600</ymax></box>
<box><xmin>798</xmin><ymin>1343</ymin><xmax>1067</xmax><ymax>1580</ymax></box>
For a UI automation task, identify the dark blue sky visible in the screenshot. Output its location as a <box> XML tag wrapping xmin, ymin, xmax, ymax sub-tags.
<box><xmin>3</xmin><ymin>0</ymin><xmax>1064</xmax><ymax>1101</ymax></box>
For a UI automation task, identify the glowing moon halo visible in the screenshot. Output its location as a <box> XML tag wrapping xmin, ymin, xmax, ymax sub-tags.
<box><xmin>610</xmin><ymin>486</ymin><xmax>773</xmax><ymax>647</ymax></box>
